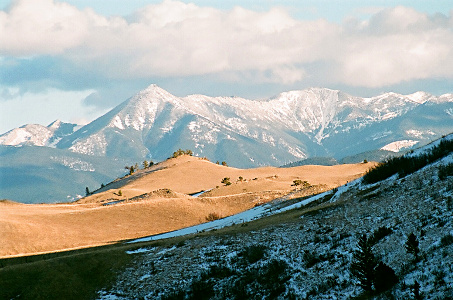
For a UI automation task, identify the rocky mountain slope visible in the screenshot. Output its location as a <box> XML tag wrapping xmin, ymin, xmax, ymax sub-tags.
<box><xmin>98</xmin><ymin>135</ymin><xmax>453</xmax><ymax>299</ymax></box>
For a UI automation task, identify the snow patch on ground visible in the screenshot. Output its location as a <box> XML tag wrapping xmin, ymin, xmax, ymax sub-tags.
<box><xmin>381</xmin><ymin>140</ymin><xmax>419</xmax><ymax>152</ymax></box>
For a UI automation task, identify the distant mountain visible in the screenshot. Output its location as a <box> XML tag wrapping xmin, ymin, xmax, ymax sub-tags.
<box><xmin>0</xmin><ymin>145</ymin><xmax>129</xmax><ymax>203</ymax></box>
<box><xmin>281</xmin><ymin>157</ymin><xmax>339</xmax><ymax>167</ymax></box>
<box><xmin>1</xmin><ymin>85</ymin><xmax>452</xmax><ymax>202</ymax></box>
<box><xmin>0</xmin><ymin>120</ymin><xmax>78</xmax><ymax>147</ymax></box>
<box><xmin>52</xmin><ymin>85</ymin><xmax>453</xmax><ymax>167</ymax></box>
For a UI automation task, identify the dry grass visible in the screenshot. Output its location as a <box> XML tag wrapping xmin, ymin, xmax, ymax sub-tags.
<box><xmin>0</xmin><ymin>155</ymin><xmax>375</xmax><ymax>257</ymax></box>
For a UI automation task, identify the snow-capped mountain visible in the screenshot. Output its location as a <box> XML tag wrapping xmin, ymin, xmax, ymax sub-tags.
<box><xmin>1</xmin><ymin>85</ymin><xmax>452</xmax><ymax>167</ymax></box>
<box><xmin>0</xmin><ymin>119</ymin><xmax>78</xmax><ymax>147</ymax></box>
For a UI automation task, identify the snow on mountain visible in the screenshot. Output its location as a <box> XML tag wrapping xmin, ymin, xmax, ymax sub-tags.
<box><xmin>2</xmin><ymin>85</ymin><xmax>452</xmax><ymax>167</ymax></box>
<box><xmin>0</xmin><ymin>120</ymin><xmax>77</xmax><ymax>147</ymax></box>
<box><xmin>380</xmin><ymin>140</ymin><xmax>419</xmax><ymax>152</ymax></box>
<box><xmin>0</xmin><ymin>124</ymin><xmax>52</xmax><ymax>146</ymax></box>
<box><xmin>405</xmin><ymin>91</ymin><xmax>431</xmax><ymax>104</ymax></box>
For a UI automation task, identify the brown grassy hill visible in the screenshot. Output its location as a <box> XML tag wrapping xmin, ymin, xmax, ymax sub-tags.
<box><xmin>0</xmin><ymin>155</ymin><xmax>375</xmax><ymax>257</ymax></box>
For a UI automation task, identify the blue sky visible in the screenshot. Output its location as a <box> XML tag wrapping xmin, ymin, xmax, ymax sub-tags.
<box><xmin>1</xmin><ymin>0</ymin><xmax>452</xmax><ymax>133</ymax></box>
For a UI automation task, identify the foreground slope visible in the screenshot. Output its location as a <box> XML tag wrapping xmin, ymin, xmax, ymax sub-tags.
<box><xmin>0</xmin><ymin>156</ymin><xmax>373</xmax><ymax>257</ymax></box>
<box><xmin>99</xmin><ymin>135</ymin><xmax>453</xmax><ymax>299</ymax></box>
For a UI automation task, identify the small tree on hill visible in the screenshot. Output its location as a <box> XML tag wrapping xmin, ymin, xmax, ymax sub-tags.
<box><xmin>85</xmin><ymin>187</ymin><xmax>91</xmax><ymax>196</ymax></box>
<box><xmin>125</xmin><ymin>165</ymin><xmax>135</xmax><ymax>175</ymax></box>
<box><xmin>293</xmin><ymin>179</ymin><xmax>303</xmax><ymax>186</ymax></box>
<box><xmin>221</xmin><ymin>161</ymin><xmax>228</xmax><ymax>166</ymax></box>
<box><xmin>405</xmin><ymin>233</ymin><xmax>420</xmax><ymax>261</ymax></box>
<box><xmin>350</xmin><ymin>234</ymin><xmax>378</xmax><ymax>292</ymax></box>
<box><xmin>172</xmin><ymin>149</ymin><xmax>194</xmax><ymax>158</ymax></box>
<box><xmin>143</xmin><ymin>160</ymin><xmax>149</xmax><ymax>169</ymax></box>
<box><xmin>221</xmin><ymin>177</ymin><xmax>232</xmax><ymax>186</ymax></box>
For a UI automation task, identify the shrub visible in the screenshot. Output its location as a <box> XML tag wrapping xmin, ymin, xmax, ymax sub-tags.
<box><xmin>221</xmin><ymin>177</ymin><xmax>232</xmax><ymax>186</ymax></box>
<box><xmin>204</xmin><ymin>264</ymin><xmax>235</xmax><ymax>280</ymax></box>
<box><xmin>303</xmin><ymin>250</ymin><xmax>321</xmax><ymax>268</ymax></box>
<box><xmin>440</xmin><ymin>234</ymin><xmax>453</xmax><ymax>247</ymax></box>
<box><xmin>221</xmin><ymin>161</ymin><xmax>228</xmax><ymax>166</ymax></box>
<box><xmin>118</xmin><ymin>190</ymin><xmax>122</xmax><ymax>196</ymax></box>
<box><xmin>171</xmin><ymin>149</ymin><xmax>193</xmax><ymax>158</ymax></box>
<box><xmin>374</xmin><ymin>262</ymin><xmax>398</xmax><ymax>292</ymax></box>
<box><xmin>293</xmin><ymin>179</ymin><xmax>310</xmax><ymax>187</ymax></box>
<box><xmin>369</xmin><ymin>226</ymin><xmax>393</xmax><ymax>246</ymax></box>
<box><xmin>188</xmin><ymin>278</ymin><xmax>214</xmax><ymax>300</ymax></box>
<box><xmin>125</xmin><ymin>165</ymin><xmax>135</xmax><ymax>175</ymax></box>
<box><xmin>240</xmin><ymin>244</ymin><xmax>267</xmax><ymax>264</ymax></box>
<box><xmin>258</xmin><ymin>259</ymin><xmax>291</xmax><ymax>298</ymax></box>
<box><xmin>438</xmin><ymin>163</ymin><xmax>453</xmax><ymax>180</ymax></box>
<box><xmin>205</xmin><ymin>212</ymin><xmax>221</xmax><ymax>222</ymax></box>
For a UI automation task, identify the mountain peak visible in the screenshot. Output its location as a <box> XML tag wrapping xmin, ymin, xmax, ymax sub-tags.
<box><xmin>142</xmin><ymin>84</ymin><xmax>171</xmax><ymax>95</ymax></box>
<box><xmin>48</xmin><ymin>119</ymin><xmax>63</xmax><ymax>129</ymax></box>
<box><xmin>405</xmin><ymin>91</ymin><xmax>431</xmax><ymax>104</ymax></box>
<box><xmin>129</xmin><ymin>84</ymin><xmax>179</xmax><ymax>106</ymax></box>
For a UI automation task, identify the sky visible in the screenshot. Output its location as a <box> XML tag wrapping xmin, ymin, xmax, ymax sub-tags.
<box><xmin>1</xmin><ymin>0</ymin><xmax>452</xmax><ymax>133</ymax></box>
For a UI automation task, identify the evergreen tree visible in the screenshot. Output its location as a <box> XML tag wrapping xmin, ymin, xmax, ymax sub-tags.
<box><xmin>411</xmin><ymin>281</ymin><xmax>422</xmax><ymax>300</ymax></box>
<box><xmin>350</xmin><ymin>234</ymin><xmax>377</xmax><ymax>292</ymax></box>
<box><xmin>405</xmin><ymin>233</ymin><xmax>420</xmax><ymax>261</ymax></box>
<box><xmin>143</xmin><ymin>160</ymin><xmax>149</xmax><ymax>169</ymax></box>
<box><xmin>85</xmin><ymin>187</ymin><xmax>90</xmax><ymax>196</ymax></box>
<box><xmin>374</xmin><ymin>262</ymin><xmax>398</xmax><ymax>292</ymax></box>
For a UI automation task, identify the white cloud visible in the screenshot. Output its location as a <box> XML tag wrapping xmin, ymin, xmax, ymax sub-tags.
<box><xmin>1</xmin><ymin>0</ymin><xmax>452</xmax><ymax>88</ymax></box>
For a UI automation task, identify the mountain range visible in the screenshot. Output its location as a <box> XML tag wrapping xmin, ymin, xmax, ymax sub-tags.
<box><xmin>1</xmin><ymin>85</ymin><xmax>452</xmax><ymax>202</ymax></box>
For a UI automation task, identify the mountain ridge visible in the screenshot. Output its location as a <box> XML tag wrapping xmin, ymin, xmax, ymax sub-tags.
<box><xmin>1</xmin><ymin>85</ymin><xmax>452</xmax><ymax>169</ymax></box>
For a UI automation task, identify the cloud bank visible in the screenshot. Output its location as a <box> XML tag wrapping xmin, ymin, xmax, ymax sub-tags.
<box><xmin>1</xmin><ymin>0</ymin><xmax>453</xmax><ymax>88</ymax></box>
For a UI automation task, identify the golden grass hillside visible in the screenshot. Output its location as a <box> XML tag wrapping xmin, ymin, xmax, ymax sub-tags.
<box><xmin>0</xmin><ymin>155</ymin><xmax>375</xmax><ymax>257</ymax></box>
